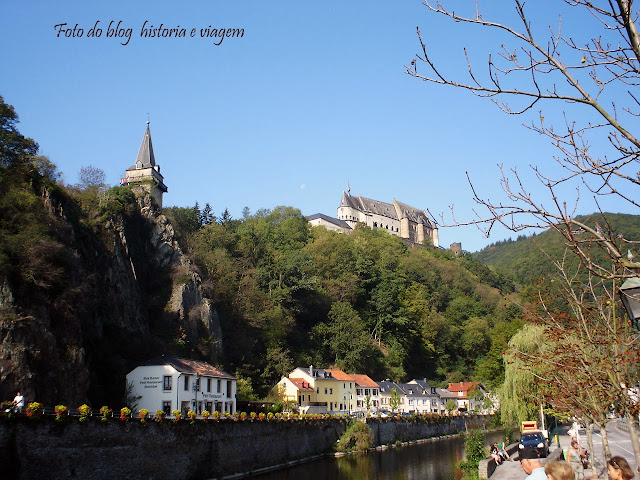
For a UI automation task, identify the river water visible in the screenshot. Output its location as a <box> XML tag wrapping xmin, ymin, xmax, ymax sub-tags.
<box><xmin>254</xmin><ymin>431</ymin><xmax>505</xmax><ymax>480</ymax></box>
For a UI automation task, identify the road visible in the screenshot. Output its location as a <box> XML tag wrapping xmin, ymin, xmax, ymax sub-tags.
<box><xmin>580</xmin><ymin>418</ymin><xmax>637</xmax><ymax>475</ymax></box>
<box><xmin>490</xmin><ymin>419</ymin><xmax>638</xmax><ymax>480</ymax></box>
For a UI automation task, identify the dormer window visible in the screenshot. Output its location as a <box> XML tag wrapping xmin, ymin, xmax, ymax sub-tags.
<box><xmin>136</xmin><ymin>161</ymin><xmax>142</xmax><ymax>169</ymax></box>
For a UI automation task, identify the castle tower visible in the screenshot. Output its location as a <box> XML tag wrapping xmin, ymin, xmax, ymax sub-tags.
<box><xmin>122</xmin><ymin>122</ymin><xmax>168</xmax><ymax>208</ymax></box>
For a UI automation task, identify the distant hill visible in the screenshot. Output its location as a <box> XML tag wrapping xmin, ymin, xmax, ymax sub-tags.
<box><xmin>473</xmin><ymin>213</ymin><xmax>640</xmax><ymax>285</ymax></box>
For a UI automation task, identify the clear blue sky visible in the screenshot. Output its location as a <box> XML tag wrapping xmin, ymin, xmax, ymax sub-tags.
<box><xmin>1</xmin><ymin>1</ymin><xmax>634</xmax><ymax>252</ymax></box>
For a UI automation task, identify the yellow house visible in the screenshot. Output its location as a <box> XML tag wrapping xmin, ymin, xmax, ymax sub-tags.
<box><xmin>325</xmin><ymin>369</ymin><xmax>356</xmax><ymax>413</ymax></box>
<box><xmin>289</xmin><ymin>366</ymin><xmax>348</xmax><ymax>412</ymax></box>
<box><xmin>276</xmin><ymin>377</ymin><xmax>316</xmax><ymax>407</ymax></box>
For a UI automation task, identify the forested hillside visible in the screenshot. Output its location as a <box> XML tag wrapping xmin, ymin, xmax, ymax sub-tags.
<box><xmin>164</xmin><ymin>204</ymin><xmax>523</xmax><ymax>397</ymax></box>
<box><xmin>474</xmin><ymin>214</ymin><xmax>640</xmax><ymax>286</ymax></box>
<box><xmin>0</xmin><ymin>95</ymin><xmax>524</xmax><ymax>406</ymax></box>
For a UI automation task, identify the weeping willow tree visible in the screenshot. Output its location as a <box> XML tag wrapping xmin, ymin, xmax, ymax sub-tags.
<box><xmin>500</xmin><ymin>324</ymin><xmax>545</xmax><ymax>427</ymax></box>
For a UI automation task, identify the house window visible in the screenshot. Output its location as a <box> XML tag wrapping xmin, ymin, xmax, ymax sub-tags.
<box><xmin>205</xmin><ymin>401</ymin><xmax>213</xmax><ymax>412</ymax></box>
<box><xmin>163</xmin><ymin>376</ymin><xmax>172</xmax><ymax>391</ymax></box>
<box><xmin>373</xmin><ymin>389</ymin><xmax>378</xmax><ymax>396</ymax></box>
<box><xmin>207</xmin><ymin>378</ymin><xmax>212</xmax><ymax>392</ymax></box>
<box><xmin>162</xmin><ymin>401</ymin><xmax>171</xmax><ymax>414</ymax></box>
<box><xmin>217</xmin><ymin>379</ymin><xmax>221</xmax><ymax>392</ymax></box>
<box><xmin>357</xmin><ymin>389</ymin><xmax>362</xmax><ymax>396</ymax></box>
<box><xmin>325</xmin><ymin>388</ymin><xmax>327</xmax><ymax>394</ymax></box>
<box><xmin>330</xmin><ymin>388</ymin><xmax>333</xmax><ymax>394</ymax></box>
<box><xmin>350</xmin><ymin>382</ymin><xmax>353</xmax><ymax>388</ymax></box>
<box><xmin>227</xmin><ymin>380</ymin><xmax>232</xmax><ymax>398</ymax></box>
<box><xmin>317</xmin><ymin>387</ymin><xmax>319</xmax><ymax>394</ymax></box>
<box><xmin>184</xmin><ymin>376</ymin><xmax>190</xmax><ymax>391</ymax></box>
<box><xmin>364</xmin><ymin>388</ymin><xmax>370</xmax><ymax>396</ymax></box>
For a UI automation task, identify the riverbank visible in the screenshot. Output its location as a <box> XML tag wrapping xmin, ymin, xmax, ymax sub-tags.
<box><xmin>1</xmin><ymin>414</ymin><xmax>494</xmax><ymax>479</ymax></box>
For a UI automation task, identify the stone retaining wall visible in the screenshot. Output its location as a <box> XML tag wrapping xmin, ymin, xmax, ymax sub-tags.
<box><xmin>0</xmin><ymin>415</ymin><xmax>493</xmax><ymax>480</ymax></box>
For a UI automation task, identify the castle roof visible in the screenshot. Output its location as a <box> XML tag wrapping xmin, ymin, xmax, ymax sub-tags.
<box><xmin>340</xmin><ymin>192</ymin><xmax>433</xmax><ymax>227</ymax></box>
<box><xmin>130</xmin><ymin>122</ymin><xmax>156</xmax><ymax>170</ymax></box>
<box><xmin>340</xmin><ymin>192</ymin><xmax>396</xmax><ymax>218</ymax></box>
<box><xmin>393</xmin><ymin>199</ymin><xmax>434</xmax><ymax>228</ymax></box>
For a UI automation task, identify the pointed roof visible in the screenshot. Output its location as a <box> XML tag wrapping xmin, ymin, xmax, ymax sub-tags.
<box><xmin>133</xmin><ymin>122</ymin><xmax>156</xmax><ymax>169</ymax></box>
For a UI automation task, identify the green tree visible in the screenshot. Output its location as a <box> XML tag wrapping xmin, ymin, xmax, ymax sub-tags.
<box><xmin>0</xmin><ymin>95</ymin><xmax>38</xmax><ymax>168</ymax></box>
<box><xmin>390</xmin><ymin>387</ymin><xmax>402</xmax><ymax>412</ymax></box>
<box><xmin>446</xmin><ymin>399</ymin><xmax>458</xmax><ymax>415</ymax></box>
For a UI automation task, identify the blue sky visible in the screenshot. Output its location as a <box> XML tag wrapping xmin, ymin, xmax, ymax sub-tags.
<box><xmin>1</xmin><ymin>1</ymin><xmax>635</xmax><ymax>252</ymax></box>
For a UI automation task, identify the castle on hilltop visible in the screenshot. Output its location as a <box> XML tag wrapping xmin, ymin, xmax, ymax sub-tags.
<box><xmin>309</xmin><ymin>190</ymin><xmax>439</xmax><ymax>248</ymax></box>
<box><xmin>120</xmin><ymin>122</ymin><xmax>167</xmax><ymax>208</ymax></box>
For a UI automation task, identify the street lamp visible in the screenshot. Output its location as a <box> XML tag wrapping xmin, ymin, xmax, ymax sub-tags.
<box><xmin>620</xmin><ymin>277</ymin><xmax>640</xmax><ymax>330</ymax></box>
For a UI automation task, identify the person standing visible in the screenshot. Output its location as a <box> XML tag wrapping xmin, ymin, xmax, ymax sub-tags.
<box><xmin>12</xmin><ymin>392</ymin><xmax>24</xmax><ymax>413</ymax></box>
<box><xmin>519</xmin><ymin>449</ymin><xmax>546</xmax><ymax>480</ymax></box>
<box><xmin>567</xmin><ymin>439</ymin><xmax>584</xmax><ymax>480</ymax></box>
<box><xmin>607</xmin><ymin>456</ymin><xmax>635</xmax><ymax>480</ymax></box>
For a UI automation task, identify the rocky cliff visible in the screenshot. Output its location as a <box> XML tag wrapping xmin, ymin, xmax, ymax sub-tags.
<box><xmin>0</xmin><ymin>184</ymin><xmax>222</xmax><ymax>407</ymax></box>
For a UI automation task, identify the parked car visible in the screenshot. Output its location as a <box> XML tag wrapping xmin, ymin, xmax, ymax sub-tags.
<box><xmin>518</xmin><ymin>432</ymin><xmax>549</xmax><ymax>458</ymax></box>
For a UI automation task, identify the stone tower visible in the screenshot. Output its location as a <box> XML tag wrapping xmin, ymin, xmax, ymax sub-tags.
<box><xmin>122</xmin><ymin>122</ymin><xmax>168</xmax><ymax>208</ymax></box>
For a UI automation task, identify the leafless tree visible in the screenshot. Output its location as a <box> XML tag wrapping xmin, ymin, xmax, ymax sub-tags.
<box><xmin>407</xmin><ymin>0</ymin><xmax>640</xmax><ymax>278</ymax></box>
<box><xmin>406</xmin><ymin>0</ymin><xmax>640</xmax><ymax>470</ymax></box>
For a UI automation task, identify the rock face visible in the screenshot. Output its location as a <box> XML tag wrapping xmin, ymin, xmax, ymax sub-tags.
<box><xmin>0</xmin><ymin>186</ymin><xmax>222</xmax><ymax>407</ymax></box>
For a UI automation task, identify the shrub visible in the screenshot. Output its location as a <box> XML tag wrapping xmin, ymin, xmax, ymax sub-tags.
<box><xmin>54</xmin><ymin>405</ymin><xmax>68</xmax><ymax>422</ymax></box>
<box><xmin>155</xmin><ymin>410</ymin><xmax>166</xmax><ymax>422</ymax></box>
<box><xmin>120</xmin><ymin>407</ymin><xmax>132</xmax><ymax>421</ymax></box>
<box><xmin>139</xmin><ymin>408</ymin><xmax>150</xmax><ymax>423</ymax></box>
<box><xmin>171</xmin><ymin>410</ymin><xmax>182</xmax><ymax>422</ymax></box>
<box><xmin>458</xmin><ymin>428</ymin><xmax>486</xmax><ymax>478</ymax></box>
<box><xmin>78</xmin><ymin>404</ymin><xmax>91</xmax><ymax>422</ymax></box>
<box><xmin>26</xmin><ymin>402</ymin><xmax>43</xmax><ymax>418</ymax></box>
<box><xmin>336</xmin><ymin>420</ymin><xmax>374</xmax><ymax>452</ymax></box>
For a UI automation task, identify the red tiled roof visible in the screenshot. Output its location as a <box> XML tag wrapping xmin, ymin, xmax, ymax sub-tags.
<box><xmin>325</xmin><ymin>369</ymin><xmax>354</xmax><ymax>381</ymax></box>
<box><xmin>349</xmin><ymin>374</ymin><xmax>378</xmax><ymax>388</ymax></box>
<box><xmin>288</xmin><ymin>378</ymin><xmax>314</xmax><ymax>391</ymax></box>
<box><xmin>446</xmin><ymin>382</ymin><xmax>479</xmax><ymax>398</ymax></box>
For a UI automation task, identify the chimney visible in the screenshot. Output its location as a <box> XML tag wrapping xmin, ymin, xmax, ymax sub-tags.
<box><xmin>309</xmin><ymin>365</ymin><xmax>313</xmax><ymax>376</ymax></box>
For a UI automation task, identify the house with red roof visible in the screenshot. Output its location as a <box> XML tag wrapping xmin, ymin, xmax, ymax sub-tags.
<box><xmin>126</xmin><ymin>354</ymin><xmax>236</xmax><ymax>416</ymax></box>
<box><xmin>447</xmin><ymin>381</ymin><xmax>481</xmax><ymax>412</ymax></box>
<box><xmin>350</xmin><ymin>374</ymin><xmax>381</xmax><ymax>412</ymax></box>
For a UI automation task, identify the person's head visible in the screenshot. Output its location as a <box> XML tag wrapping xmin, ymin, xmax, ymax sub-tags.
<box><xmin>520</xmin><ymin>450</ymin><xmax>542</xmax><ymax>474</ymax></box>
<box><xmin>608</xmin><ymin>456</ymin><xmax>634</xmax><ymax>480</ymax></box>
<box><xmin>571</xmin><ymin>440</ymin><xmax>579</xmax><ymax>450</ymax></box>
<box><xmin>544</xmin><ymin>461</ymin><xmax>574</xmax><ymax>480</ymax></box>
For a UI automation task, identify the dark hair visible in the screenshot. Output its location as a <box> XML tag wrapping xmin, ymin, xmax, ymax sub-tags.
<box><xmin>609</xmin><ymin>456</ymin><xmax>634</xmax><ymax>480</ymax></box>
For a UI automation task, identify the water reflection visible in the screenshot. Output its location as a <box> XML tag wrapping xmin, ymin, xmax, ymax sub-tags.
<box><xmin>256</xmin><ymin>432</ymin><xmax>503</xmax><ymax>480</ymax></box>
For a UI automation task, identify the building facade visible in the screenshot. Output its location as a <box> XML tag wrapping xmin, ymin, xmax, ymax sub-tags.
<box><xmin>126</xmin><ymin>355</ymin><xmax>236</xmax><ymax>416</ymax></box>
<box><xmin>336</xmin><ymin>191</ymin><xmax>439</xmax><ymax>247</ymax></box>
<box><xmin>350</xmin><ymin>374</ymin><xmax>381</xmax><ymax>413</ymax></box>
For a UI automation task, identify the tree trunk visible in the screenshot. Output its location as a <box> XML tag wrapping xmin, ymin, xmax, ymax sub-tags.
<box><xmin>599</xmin><ymin>422</ymin><xmax>611</xmax><ymax>465</ymax></box>
<box><xmin>624</xmin><ymin>412</ymin><xmax>640</xmax><ymax>474</ymax></box>
<box><xmin>586</xmin><ymin>423</ymin><xmax>595</xmax><ymax>475</ymax></box>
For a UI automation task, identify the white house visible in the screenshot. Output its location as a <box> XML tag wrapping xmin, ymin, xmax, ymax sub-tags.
<box><xmin>126</xmin><ymin>354</ymin><xmax>236</xmax><ymax>415</ymax></box>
